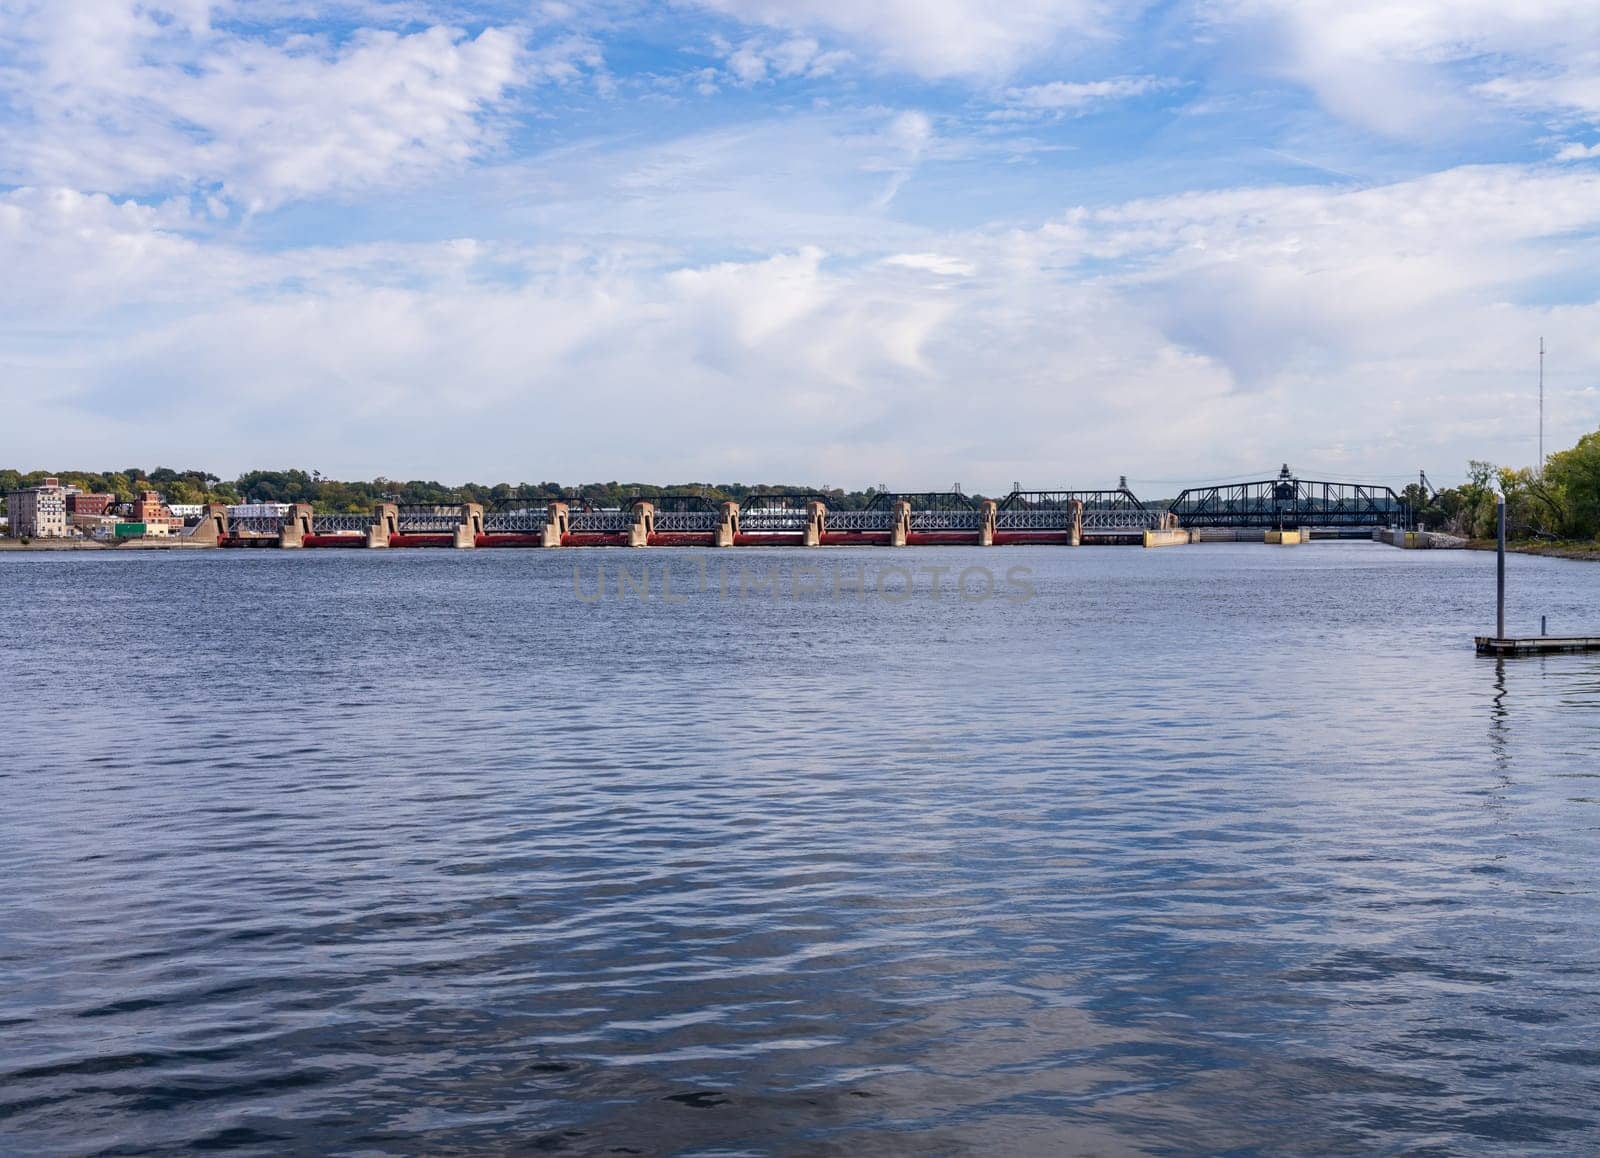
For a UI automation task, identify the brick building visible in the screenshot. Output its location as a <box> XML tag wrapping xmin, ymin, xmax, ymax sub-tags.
<box><xmin>66</xmin><ymin>492</ymin><xmax>115</xmax><ymax>517</ymax></box>
<box><xmin>130</xmin><ymin>490</ymin><xmax>183</xmax><ymax>532</ymax></box>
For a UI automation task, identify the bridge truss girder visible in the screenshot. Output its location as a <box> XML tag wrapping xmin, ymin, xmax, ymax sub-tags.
<box><xmin>1168</xmin><ymin>477</ymin><xmax>1411</xmax><ymax>529</ymax></box>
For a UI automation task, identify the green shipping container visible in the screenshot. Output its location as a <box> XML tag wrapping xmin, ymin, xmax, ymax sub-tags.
<box><xmin>115</xmin><ymin>522</ymin><xmax>147</xmax><ymax>538</ymax></box>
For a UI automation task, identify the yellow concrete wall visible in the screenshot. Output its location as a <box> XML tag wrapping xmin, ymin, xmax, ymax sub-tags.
<box><xmin>1142</xmin><ymin>529</ymin><xmax>1189</xmax><ymax>548</ymax></box>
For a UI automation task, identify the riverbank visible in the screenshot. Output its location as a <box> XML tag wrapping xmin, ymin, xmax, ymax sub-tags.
<box><xmin>0</xmin><ymin>539</ymin><xmax>214</xmax><ymax>551</ymax></box>
<box><xmin>1465</xmin><ymin>539</ymin><xmax>1600</xmax><ymax>562</ymax></box>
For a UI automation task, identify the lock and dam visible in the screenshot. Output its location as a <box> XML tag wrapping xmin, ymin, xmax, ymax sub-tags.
<box><xmin>170</xmin><ymin>467</ymin><xmax>1421</xmax><ymax>551</ymax></box>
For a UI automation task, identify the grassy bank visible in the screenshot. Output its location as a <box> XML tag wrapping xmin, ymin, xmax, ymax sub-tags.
<box><xmin>1464</xmin><ymin>540</ymin><xmax>1600</xmax><ymax>562</ymax></box>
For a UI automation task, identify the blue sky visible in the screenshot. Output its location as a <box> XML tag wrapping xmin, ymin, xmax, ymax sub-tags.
<box><xmin>4</xmin><ymin>0</ymin><xmax>1600</xmax><ymax>491</ymax></box>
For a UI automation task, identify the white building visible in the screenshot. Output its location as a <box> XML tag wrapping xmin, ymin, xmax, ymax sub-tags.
<box><xmin>6</xmin><ymin>478</ymin><xmax>69</xmax><ymax>538</ymax></box>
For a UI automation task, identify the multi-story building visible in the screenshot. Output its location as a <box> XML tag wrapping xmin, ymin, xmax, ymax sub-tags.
<box><xmin>229</xmin><ymin>502</ymin><xmax>292</xmax><ymax>518</ymax></box>
<box><xmin>6</xmin><ymin>478</ymin><xmax>69</xmax><ymax>538</ymax></box>
<box><xmin>66</xmin><ymin>492</ymin><xmax>115</xmax><ymax>517</ymax></box>
<box><xmin>130</xmin><ymin>490</ymin><xmax>183</xmax><ymax>532</ymax></box>
<box><xmin>130</xmin><ymin>490</ymin><xmax>163</xmax><ymax>522</ymax></box>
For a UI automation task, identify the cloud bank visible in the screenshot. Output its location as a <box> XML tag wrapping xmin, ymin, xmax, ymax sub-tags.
<box><xmin>3</xmin><ymin>0</ymin><xmax>1599</xmax><ymax>488</ymax></box>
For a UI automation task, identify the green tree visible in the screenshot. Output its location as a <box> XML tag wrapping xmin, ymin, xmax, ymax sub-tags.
<box><xmin>1545</xmin><ymin>428</ymin><xmax>1600</xmax><ymax>541</ymax></box>
<box><xmin>1498</xmin><ymin>466</ymin><xmax>1566</xmax><ymax>539</ymax></box>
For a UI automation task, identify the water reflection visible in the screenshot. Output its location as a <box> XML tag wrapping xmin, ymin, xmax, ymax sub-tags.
<box><xmin>1488</xmin><ymin>656</ymin><xmax>1511</xmax><ymax>779</ymax></box>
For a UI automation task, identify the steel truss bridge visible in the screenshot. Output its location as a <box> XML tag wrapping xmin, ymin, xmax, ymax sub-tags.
<box><xmin>825</xmin><ymin>490</ymin><xmax>971</xmax><ymax>533</ymax></box>
<box><xmin>739</xmin><ymin>493</ymin><xmax>824</xmax><ymax>533</ymax></box>
<box><xmin>396</xmin><ymin>505</ymin><xmax>464</xmax><ymax>533</ymax></box>
<box><xmin>484</xmin><ymin>511</ymin><xmax>548</xmax><ymax>533</ymax></box>
<box><xmin>999</xmin><ymin>482</ymin><xmax>1163</xmax><ymax>532</ymax></box>
<box><xmin>230</xmin><ymin>515</ymin><xmax>285</xmax><ymax>535</ymax></box>
<box><xmin>569</xmin><ymin>510</ymin><xmax>633</xmax><ymax>533</ymax></box>
<box><xmin>311</xmin><ymin>514</ymin><xmax>371</xmax><ymax>533</ymax></box>
<box><xmin>1167</xmin><ymin>466</ymin><xmax>1410</xmax><ymax>529</ymax></box>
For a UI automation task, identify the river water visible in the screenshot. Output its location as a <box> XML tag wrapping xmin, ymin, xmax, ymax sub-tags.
<box><xmin>3</xmin><ymin>543</ymin><xmax>1599</xmax><ymax>1155</ymax></box>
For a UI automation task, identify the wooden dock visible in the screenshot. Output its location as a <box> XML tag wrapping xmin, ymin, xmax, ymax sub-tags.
<box><xmin>1476</xmin><ymin>636</ymin><xmax>1600</xmax><ymax>657</ymax></box>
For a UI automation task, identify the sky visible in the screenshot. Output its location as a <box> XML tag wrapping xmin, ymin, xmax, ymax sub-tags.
<box><xmin>4</xmin><ymin>1</ymin><xmax>1600</xmax><ymax>493</ymax></box>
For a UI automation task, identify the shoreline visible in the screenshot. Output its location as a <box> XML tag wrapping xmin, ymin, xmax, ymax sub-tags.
<box><xmin>0</xmin><ymin>539</ymin><xmax>215</xmax><ymax>551</ymax></box>
<box><xmin>1463</xmin><ymin>539</ymin><xmax>1600</xmax><ymax>562</ymax></box>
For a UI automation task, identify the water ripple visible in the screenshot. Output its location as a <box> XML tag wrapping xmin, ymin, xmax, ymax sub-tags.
<box><xmin>2</xmin><ymin>545</ymin><xmax>1599</xmax><ymax>1154</ymax></box>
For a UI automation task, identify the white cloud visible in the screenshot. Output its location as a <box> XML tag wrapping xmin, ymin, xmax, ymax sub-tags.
<box><xmin>864</xmin><ymin>110</ymin><xmax>934</xmax><ymax>209</ymax></box>
<box><xmin>726</xmin><ymin>39</ymin><xmax>770</xmax><ymax>83</ymax></box>
<box><xmin>882</xmin><ymin>253</ymin><xmax>976</xmax><ymax>277</ymax></box>
<box><xmin>1042</xmin><ymin>166</ymin><xmax>1600</xmax><ymax>385</ymax></box>
<box><xmin>6</xmin><ymin>162</ymin><xmax>1600</xmax><ymax>486</ymax></box>
<box><xmin>1207</xmin><ymin>1</ymin><xmax>1600</xmax><ymax>137</ymax></box>
<box><xmin>0</xmin><ymin>2</ymin><xmax>545</xmax><ymax>208</ymax></box>
<box><xmin>715</xmin><ymin>34</ymin><xmax>851</xmax><ymax>85</ymax></box>
<box><xmin>463</xmin><ymin>108</ymin><xmax>942</xmax><ymax>244</ymax></box>
<box><xmin>686</xmin><ymin>0</ymin><xmax>1132</xmax><ymax>80</ymax></box>
<box><xmin>1481</xmin><ymin>66</ymin><xmax>1600</xmax><ymax>123</ymax></box>
<box><xmin>1003</xmin><ymin>74</ymin><xmax>1173</xmax><ymax>114</ymax></box>
<box><xmin>9</xmin><ymin>1</ymin><xmax>1600</xmax><ymax>492</ymax></box>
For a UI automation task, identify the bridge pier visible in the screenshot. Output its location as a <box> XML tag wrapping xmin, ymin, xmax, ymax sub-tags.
<box><xmin>1142</xmin><ymin>529</ymin><xmax>1188</xmax><ymax>547</ymax></box>
<box><xmin>979</xmin><ymin>499</ymin><xmax>996</xmax><ymax>546</ymax></box>
<box><xmin>889</xmin><ymin>500</ymin><xmax>911</xmax><ymax>547</ymax></box>
<box><xmin>804</xmin><ymin>501</ymin><xmax>825</xmax><ymax>547</ymax></box>
<box><xmin>715</xmin><ymin>501</ymin><xmax>739</xmax><ymax>547</ymax></box>
<box><xmin>543</xmin><ymin>502</ymin><xmax>569</xmax><ymax>548</ymax></box>
<box><xmin>629</xmin><ymin>501</ymin><xmax>655</xmax><ymax>548</ymax></box>
<box><xmin>453</xmin><ymin>503</ymin><xmax>484</xmax><ymax>549</ymax></box>
<box><xmin>367</xmin><ymin>503</ymin><xmax>397</xmax><ymax>548</ymax></box>
<box><xmin>1265</xmin><ymin>529</ymin><xmax>1303</xmax><ymax>545</ymax></box>
<box><xmin>1143</xmin><ymin>512</ymin><xmax>1188</xmax><ymax>548</ymax></box>
<box><xmin>278</xmin><ymin>503</ymin><xmax>314</xmax><ymax>548</ymax></box>
<box><xmin>185</xmin><ymin>503</ymin><xmax>229</xmax><ymax>546</ymax></box>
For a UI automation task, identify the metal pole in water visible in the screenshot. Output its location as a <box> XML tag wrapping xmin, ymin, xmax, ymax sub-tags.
<box><xmin>1497</xmin><ymin>493</ymin><xmax>1506</xmax><ymax>641</ymax></box>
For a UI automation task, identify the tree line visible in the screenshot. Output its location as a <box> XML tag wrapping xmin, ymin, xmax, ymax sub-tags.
<box><xmin>1402</xmin><ymin>427</ymin><xmax>1600</xmax><ymax>541</ymax></box>
<box><xmin>0</xmin><ymin>467</ymin><xmax>900</xmax><ymax>513</ymax></box>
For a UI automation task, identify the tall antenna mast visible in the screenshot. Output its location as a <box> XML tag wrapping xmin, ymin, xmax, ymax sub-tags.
<box><xmin>1538</xmin><ymin>336</ymin><xmax>1545</xmax><ymax>477</ymax></box>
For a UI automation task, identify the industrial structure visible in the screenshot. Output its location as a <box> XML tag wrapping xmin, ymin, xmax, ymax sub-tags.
<box><xmin>1169</xmin><ymin>465</ymin><xmax>1411</xmax><ymax>534</ymax></box>
<box><xmin>152</xmin><ymin>465</ymin><xmax>1412</xmax><ymax>550</ymax></box>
